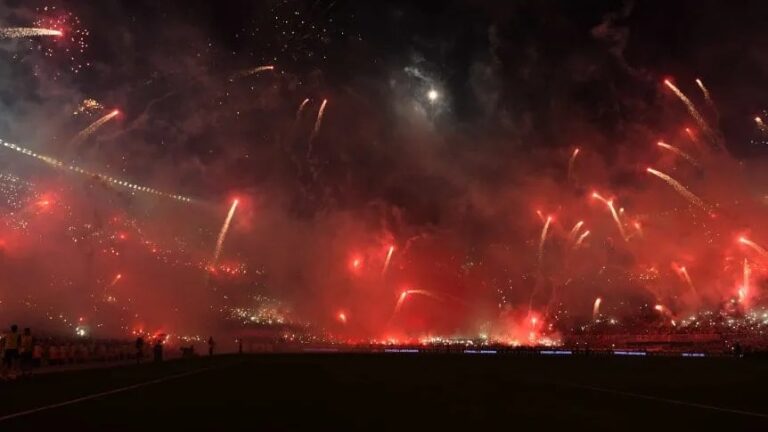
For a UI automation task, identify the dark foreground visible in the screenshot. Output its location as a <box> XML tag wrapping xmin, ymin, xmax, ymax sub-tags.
<box><xmin>1</xmin><ymin>353</ymin><xmax>767</xmax><ymax>430</ymax></box>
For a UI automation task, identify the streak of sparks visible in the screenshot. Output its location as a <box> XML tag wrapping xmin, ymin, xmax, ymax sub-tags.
<box><xmin>695</xmin><ymin>78</ymin><xmax>715</xmax><ymax>111</ymax></box>
<box><xmin>593</xmin><ymin>297</ymin><xmax>601</xmax><ymax>319</ymax></box>
<box><xmin>382</xmin><ymin>245</ymin><xmax>395</xmax><ymax>275</ymax></box>
<box><xmin>307</xmin><ymin>99</ymin><xmax>328</xmax><ymax>156</ymax></box>
<box><xmin>739</xmin><ymin>259</ymin><xmax>750</xmax><ymax>304</ymax></box>
<box><xmin>665</xmin><ymin>79</ymin><xmax>727</xmax><ymax>153</ymax></box>
<box><xmin>0</xmin><ymin>27</ymin><xmax>62</xmax><ymax>39</ymax></box>
<box><xmin>230</xmin><ymin>65</ymin><xmax>274</xmax><ymax>80</ymax></box>
<box><xmin>567</xmin><ymin>148</ymin><xmax>580</xmax><ymax>180</ymax></box>
<box><xmin>296</xmin><ymin>98</ymin><xmax>310</xmax><ymax>119</ymax></box>
<box><xmin>0</xmin><ymin>139</ymin><xmax>194</xmax><ymax>203</ymax></box>
<box><xmin>646</xmin><ymin>167</ymin><xmax>708</xmax><ymax>212</ymax></box>
<box><xmin>573</xmin><ymin>230</ymin><xmax>590</xmax><ymax>249</ymax></box>
<box><xmin>664</xmin><ymin>80</ymin><xmax>711</xmax><ymax>137</ymax></box>
<box><xmin>567</xmin><ymin>220</ymin><xmax>584</xmax><ymax>243</ymax></box>
<box><xmin>657</xmin><ymin>141</ymin><xmax>701</xmax><ymax>169</ymax></box>
<box><xmin>211</xmin><ymin>199</ymin><xmax>239</xmax><ymax>266</ymax></box>
<box><xmin>739</xmin><ymin>237</ymin><xmax>768</xmax><ymax>260</ymax></box>
<box><xmin>312</xmin><ymin>99</ymin><xmax>328</xmax><ymax>138</ymax></box>
<box><xmin>393</xmin><ymin>289</ymin><xmax>441</xmax><ymax>317</ymax></box>
<box><xmin>70</xmin><ymin>110</ymin><xmax>120</xmax><ymax>147</ymax></box>
<box><xmin>591</xmin><ymin>192</ymin><xmax>627</xmax><ymax>241</ymax></box>
<box><xmin>674</xmin><ymin>265</ymin><xmax>696</xmax><ymax>293</ymax></box>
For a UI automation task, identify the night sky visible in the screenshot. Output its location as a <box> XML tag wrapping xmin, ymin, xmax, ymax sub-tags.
<box><xmin>2</xmin><ymin>1</ymin><xmax>768</xmax><ymax>342</ymax></box>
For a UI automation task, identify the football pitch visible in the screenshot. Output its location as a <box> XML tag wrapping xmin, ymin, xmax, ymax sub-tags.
<box><xmin>1</xmin><ymin>353</ymin><xmax>767</xmax><ymax>430</ymax></box>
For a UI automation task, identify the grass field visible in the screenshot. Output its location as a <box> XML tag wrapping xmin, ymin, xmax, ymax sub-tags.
<box><xmin>1</xmin><ymin>353</ymin><xmax>767</xmax><ymax>430</ymax></box>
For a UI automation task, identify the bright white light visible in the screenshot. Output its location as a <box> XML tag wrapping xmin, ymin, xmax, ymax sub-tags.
<box><xmin>427</xmin><ymin>89</ymin><xmax>439</xmax><ymax>102</ymax></box>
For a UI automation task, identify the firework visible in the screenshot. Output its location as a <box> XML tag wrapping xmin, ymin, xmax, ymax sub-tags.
<box><xmin>592</xmin><ymin>297</ymin><xmax>602</xmax><ymax>319</ymax></box>
<box><xmin>664</xmin><ymin>80</ymin><xmax>711</xmax><ymax>136</ymax></box>
<box><xmin>538</xmin><ymin>216</ymin><xmax>553</xmax><ymax>266</ymax></box>
<box><xmin>230</xmin><ymin>65</ymin><xmax>274</xmax><ymax>80</ymax></box>
<box><xmin>567</xmin><ymin>148</ymin><xmax>580</xmax><ymax>180</ymax></box>
<box><xmin>312</xmin><ymin>99</ymin><xmax>328</xmax><ymax>139</ymax></box>
<box><xmin>567</xmin><ymin>220</ymin><xmax>584</xmax><ymax>243</ymax></box>
<box><xmin>70</xmin><ymin>110</ymin><xmax>120</xmax><ymax>147</ymax></box>
<box><xmin>337</xmin><ymin>311</ymin><xmax>347</xmax><ymax>324</ymax></box>
<box><xmin>394</xmin><ymin>291</ymin><xmax>409</xmax><ymax>316</ymax></box>
<box><xmin>591</xmin><ymin>192</ymin><xmax>627</xmax><ymax>241</ymax></box>
<box><xmin>657</xmin><ymin>141</ymin><xmax>701</xmax><ymax>169</ymax></box>
<box><xmin>211</xmin><ymin>199</ymin><xmax>239</xmax><ymax>266</ymax></box>
<box><xmin>0</xmin><ymin>139</ymin><xmax>194</xmax><ymax>203</ymax></box>
<box><xmin>382</xmin><ymin>245</ymin><xmax>395</xmax><ymax>275</ymax></box>
<box><xmin>573</xmin><ymin>230</ymin><xmax>590</xmax><ymax>249</ymax></box>
<box><xmin>296</xmin><ymin>98</ymin><xmax>310</xmax><ymax>119</ymax></box>
<box><xmin>393</xmin><ymin>289</ymin><xmax>441</xmax><ymax>316</ymax></box>
<box><xmin>738</xmin><ymin>237</ymin><xmax>768</xmax><ymax>260</ymax></box>
<box><xmin>109</xmin><ymin>273</ymin><xmax>122</xmax><ymax>287</ymax></box>
<box><xmin>683</xmin><ymin>127</ymin><xmax>705</xmax><ymax>152</ymax></box>
<box><xmin>755</xmin><ymin>117</ymin><xmax>768</xmax><ymax>134</ymax></box>
<box><xmin>73</xmin><ymin>99</ymin><xmax>104</xmax><ymax>116</ymax></box>
<box><xmin>695</xmin><ymin>78</ymin><xmax>716</xmax><ymax>111</ymax></box>
<box><xmin>0</xmin><ymin>27</ymin><xmax>62</xmax><ymax>39</ymax></box>
<box><xmin>739</xmin><ymin>259</ymin><xmax>751</xmax><ymax>304</ymax></box>
<box><xmin>646</xmin><ymin>167</ymin><xmax>708</xmax><ymax>212</ymax></box>
<box><xmin>674</xmin><ymin>265</ymin><xmax>696</xmax><ymax>293</ymax></box>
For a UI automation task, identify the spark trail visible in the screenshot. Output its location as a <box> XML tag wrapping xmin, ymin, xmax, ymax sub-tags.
<box><xmin>657</xmin><ymin>141</ymin><xmax>701</xmax><ymax>169</ymax></box>
<box><xmin>567</xmin><ymin>221</ymin><xmax>584</xmax><ymax>243</ymax></box>
<box><xmin>684</xmin><ymin>127</ymin><xmax>705</xmax><ymax>152</ymax></box>
<box><xmin>382</xmin><ymin>245</ymin><xmax>395</xmax><ymax>275</ymax></box>
<box><xmin>0</xmin><ymin>139</ymin><xmax>194</xmax><ymax>203</ymax></box>
<box><xmin>739</xmin><ymin>237</ymin><xmax>768</xmax><ymax>260</ymax></box>
<box><xmin>592</xmin><ymin>297</ymin><xmax>601</xmax><ymax>319</ymax></box>
<box><xmin>0</xmin><ymin>27</ymin><xmax>62</xmax><ymax>39</ymax></box>
<box><xmin>230</xmin><ymin>65</ymin><xmax>274</xmax><ymax>80</ymax></box>
<box><xmin>665</xmin><ymin>79</ymin><xmax>727</xmax><ymax>153</ymax></box>
<box><xmin>212</xmin><ymin>199</ymin><xmax>239</xmax><ymax>266</ymax></box>
<box><xmin>591</xmin><ymin>192</ymin><xmax>627</xmax><ymax>241</ymax></box>
<box><xmin>646</xmin><ymin>168</ymin><xmax>708</xmax><ymax>212</ymax></box>
<box><xmin>296</xmin><ymin>98</ymin><xmax>310</xmax><ymax>119</ymax></box>
<box><xmin>664</xmin><ymin>80</ymin><xmax>710</xmax><ymax>136</ymax></box>
<box><xmin>695</xmin><ymin>78</ymin><xmax>716</xmax><ymax>112</ymax></box>
<box><xmin>675</xmin><ymin>265</ymin><xmax>696</xmax><ymax>293</ymax></box>
<box><xmin>70</xmin><ymin>110</ymin><xmax>119</xmax><ymax>147</ymax></box>
<box><xmin>567</xmin><ymin>148</ymin><xmax>580</xmax><ymax>180</ymax></box>
<box><xmin>307</xmin><ymin>99</ymin><xmax>328</xmax><ymax>157</ymax></box>
<box><xmin>573</xmin><ymin>230</ymin><xmax>590</xmax><ymax>249</ymax></box>
<box><xmin>312</xmin><ymin>99</ymin><xmax>328</xmax><ymax>138</ymax></box>
<box><xmin>393</xmin><ymin>289</ymin><xmax>442</xmax><ymax>316</ymax></box>
<box><xmin>740</xmin><ymin>259</ymin><xmax>750</xmax><ymax>304</ymax></box>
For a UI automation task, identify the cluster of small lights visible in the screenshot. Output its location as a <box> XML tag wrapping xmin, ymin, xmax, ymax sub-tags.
<box><xmin>72</xmin><ymin>98</ymin><xmax>104</xmax><ymax>116</ymax></box>
<box><xmin>222</xmin><ymin>294</ymin><xmax>291</xmax><ymax>325</ymax></box>
<box><xmin>0</xmin><ymin>172</ymin><xmax>34</xmax><ymax>212</ymax></box>
<box><xmin>32</xmin><ymin>6</ymin><xmax>90</xmax><ymax>77</ymax></box>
